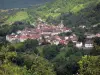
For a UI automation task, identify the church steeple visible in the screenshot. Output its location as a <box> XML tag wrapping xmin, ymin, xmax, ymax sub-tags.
<box><xmin>59</xmin><ymin>20</ymin><xmax>64</xmax><ymax>28</ymax></box>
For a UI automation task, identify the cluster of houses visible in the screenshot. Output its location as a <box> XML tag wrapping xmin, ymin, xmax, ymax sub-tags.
<box><xmin>76</xmin><ymin>32</ymin><xmax>100</xmax><ymax>49</ymax></box>
<box><xmin>6</xmin><ymin>22</ymin><xmax>100</xmax><ymax>49</ymax></box>
<box><xmin>6</xmin><ymin>22</ymin><xmax>72</xmax><ymax>44</ymax></box>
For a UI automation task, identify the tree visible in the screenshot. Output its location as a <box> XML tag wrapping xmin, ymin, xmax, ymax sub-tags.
<box><xmin>0</xmin><ymin>45</ymin><xmax>55</xmax><ymax>75</ymax></box>
<box><xmin>0</xmin><ymin>62</ymin><xmax>30</xmax><ymax>75</ymax></box>
<box><xmin>43</xmin><ymin>45</ymin><xmax>59</xmax><ymax>60</ymax></box>
<box><xmin>78</xmin><ymin>55</ymin><xmax>100</xmax><ymax>75</ymax></box>
<box><xmin>78</xmin><ymin>35</ymin><xmax>86</xmax><ymax>43</ymax></box>
<box><xmin>52</xmin><ymin>46</ymin><xmax>83</xmax><ymax>75</ymax></box>
<box><xmin>0</xmin><ymin>46</ymin><xmax>31</xmax><ymax>75</ymax></box>
<box><xmin>59</xmin><ymin>32</ymin><xmax>72</xmax><ymax>37</ymax></box>
<box><xmin>24</xmin><ymin>39</ymin><xmax>38</xmax><ymax>49</ymax></box>
<box><xmin>91</xmin><ymin>37</ymin><xmax>100</xmax><ymax>55</ymax></box>
<box><xmin>15</xmin><ymin>39</ymin><xmax>39</xmax><ymax>53</ymax></box>
<box><xmin>19</xmin><ymin>54</ymin><xmax>56</xmax><ymax>75</ymax></box>
<box><xmin>46</xmin><ymin>16</ymin><xmax>54</xmax><ymax>24</ymax></box>
<box><xmin>94</xmin><ymin>37</ymin><xmax>100</xmax><ymax>46</ymax></box>
<box><xmin>30</xmin><ymin>55</ymin><xmax>56</xmax><ymax>75</ymax></box>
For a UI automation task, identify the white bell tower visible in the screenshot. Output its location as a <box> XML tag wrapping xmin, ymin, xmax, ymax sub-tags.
<box><xmin>59</xmin><ymin>20</ymin><xmax>64</xmax><ymax>28</ymax></box>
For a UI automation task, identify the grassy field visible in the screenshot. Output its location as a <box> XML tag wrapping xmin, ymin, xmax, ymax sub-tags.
<box><xmin>6</xmin><ymin>11</ymin><xmax>29</xmax><ymax>24</ymax></box>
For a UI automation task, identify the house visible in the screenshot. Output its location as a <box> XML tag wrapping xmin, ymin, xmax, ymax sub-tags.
<box><xmin>71</xmin><ymin>36</ymin><xmax>78</xmax><ymax>43</ymax></box>
<box><xmin>79</xmin><ymin>25</ymin><xmax>86</xmax><ymax>28</ymax></box>
<box><xmin>86</xmin><ymin>34</ymin><xmax>95</xmax><ymax>39</ymax></box>
<box><xmin>17</xmin><ymin>30</ymin><xmax>22</xmax><ymax>34</ymax></box>
<box><xmin>76</xmin><ymin>42</ymin><xmax>83</xmax><ymax>48</ymax></box>
<box><xmin>19</xmin><ymin>35</ymin><xmax>27</xmax><ymax>42</ymax></box>
<box><xmin>96</xmin><ymin>33</ymin><xmax>100</xmax><ymax>37</ymax></box>
<box><xmin>54</xmin><ymin>35</ymin><xmax>61</xmax><ymax>41</ymax></box>
<box><xmin>85</xmin><ymin>40</ymin><xmax>93</xmax><ymax>48</ymax></box>
<box><xmin>92</xmin><ymin>24</ymin><xmax>98</xmax><ymax>27</ymax></box>
<box><xmin>59</xmin><ymin>40</ymin><xmax>69</xmax><ymax>45</ymax></box>
<box><xmin>85</xmin><ymin>33</ymin><xmax>96</xmax><ymax>39</ymax></box>
<box><xmin>51</xmin><ymin>32</ymin><xmax>60</xmax><ymax>36</ymax></box>
<box><xmin>65</xmin><ymin>36</ymin><xmax>69</xmax><ymax>40</ymax></box>
<box><xmin>62</xmin><ymin>27</ymin><xmax>71</xmax><ymax>33</ymax></box>
<box><xmin>6</xmin><ymin>35</ymin><xmax>20</xmax><ymax>43</ymax></box>
<box><xmin>52</xmin><ymin>40</ymin><xmax>59</xmax><ymax>45</ymax></box>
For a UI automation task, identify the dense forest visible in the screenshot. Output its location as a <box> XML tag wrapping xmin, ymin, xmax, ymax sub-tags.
<box><xmin>0</xmin><ymin>35</ymin><xmax>100</xmax><ymax>75</ymax></box>
<box><xmin>0</xmin><ymin>0</ymin><xmax>100</xmax><ymax>75</ymax></box>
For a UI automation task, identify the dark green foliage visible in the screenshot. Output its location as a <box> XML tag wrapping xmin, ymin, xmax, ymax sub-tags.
<box><xmin>0</xmin><ymin>45</ymin><xmax>56</xmax><ymax>75</ymax></box>
<box><xmin>72</xmin><ymin>28</ymin><xmax>86</xmax><ymax>42</ymax></box>
<box><xmin>24</xmin><ymin>39</ymin><xmax>38</xmax><ymax>49</ymax></box>
<box><xmin>59</xmin><ymin>32</ymin><xmax>72</xmax><ymax>37</ymax></box>
<box><xmin>30</xmin><ymin>55</ymin><xmax>56</xmax><ymax>75</ymax></box>
<box><xmin>91</xmin><ymin>37</ymin><xmax>100</xmax><ymax>55</ymax></box>
<box><xmin>0</xmin><ymin>24</ymin><xmax>34</xmax><ymax>36</ymax></box>
<box><xmin>78</xmin><ymin>35</ymin><xmax>86</xmax><ymax>43</ymax></box>
<box><xmin>94</xmin><ymin>37</ymin><xmax>100</xmax><ymax>46</ymax></box>
<box><xmin>91</xmin><ymin>24</ymin><xmax>100</xmax><ymax>33</ymax></box>
<box><xmin>52</xmin><ymin>46</ymin><xmax>83</xmax><ymax>75</ymax></box>
<box><xmin>43</xmin><ymin>45</ymin><xmax>59</xmax><ymax>60</ymax></box>
<box><xmin>67</xmin><ymin>41</ymin><xmax>74</xmax><ymax>47</ymax></box>
<box><xmin>15</xmin><ymin>39</ymin><xmax>39</xmax><ymax>53</ymax></box>
<box><xmin>0</xmin><ymin>38</ymin><xmax>99</xmax><ymax>75</ymax></box>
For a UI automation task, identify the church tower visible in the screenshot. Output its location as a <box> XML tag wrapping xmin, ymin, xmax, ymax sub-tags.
<box><xmin>59</xmin><ymin>20</ymin><xmax>64</xmax><ymax>28</ymax></box>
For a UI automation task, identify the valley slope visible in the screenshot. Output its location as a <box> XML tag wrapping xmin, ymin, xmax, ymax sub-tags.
<box><xmin>1</xmin><ymin>0</ymin><xmax>100</xmax><ymax>26</ymax></box>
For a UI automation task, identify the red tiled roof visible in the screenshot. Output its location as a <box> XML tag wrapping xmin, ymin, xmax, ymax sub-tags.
<box><xmin>59</xmin><ymin>40</ymin><xmax>66</xmax><ymax>44</ymax></box>
<box><xmin>63</xmin><ymin>27</ymin><xmax>71</xmax><ymax>30</ymax></box>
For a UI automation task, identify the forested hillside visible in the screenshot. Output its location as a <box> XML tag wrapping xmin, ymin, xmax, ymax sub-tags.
<box><xmin>1</xmin><ymin>0</ymin><xmax>100</xmax><ymax>26</ymax></box>
<box><xmin>29</xmin><ymin>0</ymin><xmax>100</xmax><ymax>26</ymax></box>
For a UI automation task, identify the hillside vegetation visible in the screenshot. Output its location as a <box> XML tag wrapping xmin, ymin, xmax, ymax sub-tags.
<box><xmin>1</xmin><ymin>0</ymin><xmax>100</xmax><ymax>26</ymax></box>
<box><xmin>6</xmin><ymin>11</ymin><xmax>29</xmax><ymax>24</ymax></box>
<box><xmin>29</xmin><ymin>0</ymin><xmax>100</xmax><ymax>26</ymax></box>
<box><xmin>35</xmin><ymin>0</ymin><xmax>99</xmax><ymax>16</ymax></box>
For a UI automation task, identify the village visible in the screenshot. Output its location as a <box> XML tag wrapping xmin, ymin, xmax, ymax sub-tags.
<box><xmin>6</xmin><ymin>21</ymin><xmax>100</xmax><ymax>49</ymax></box>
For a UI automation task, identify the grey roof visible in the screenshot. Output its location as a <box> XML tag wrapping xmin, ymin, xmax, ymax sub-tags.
<box><xmin>85</xmin><ymin>40</ymin><xmax>93</xmax><ymax>44</ymax></box>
